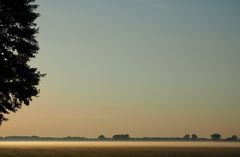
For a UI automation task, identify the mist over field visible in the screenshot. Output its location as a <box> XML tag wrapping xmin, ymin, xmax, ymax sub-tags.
<box><xmin>0</xmin><ymin>142</ymin><xmax>240</xmax><ymax>157</ymax></box>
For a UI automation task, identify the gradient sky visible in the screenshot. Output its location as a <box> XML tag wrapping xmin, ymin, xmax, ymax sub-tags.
<box><xmin>1</xmin><ymin>0</ymin><xmax>240</xmax><ymax>138</ymax></box>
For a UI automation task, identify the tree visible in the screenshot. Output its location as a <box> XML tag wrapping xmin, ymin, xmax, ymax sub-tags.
<box><xmin>112</xmin><ymin>134</ymin><xmax>130</xmax><ymax>140</ymax></box>
<box><xmin>211</xmin><ymin>133</ymin><xmax>221</xmax><ymax>140</ymax></box>
<box><xmin>183</xmin><ymin>134</ymin><xmax>190</xmax><ymax>139</ymax></box>
<box><xmin>226</xmin><ymin>135</ymin><xmax>238</xmax><ymax>141</ymax></box>
<box><xmin>191</xmin><ymin>134</ymin><xmax>198</xmax><ymax>140</ymax></box>
<box><xmin>98</xmin><ymin>135</ymin><xmax>106</xmax><ymax>140</ymax></box>
<box><xmin>0</xmin><ymin>0</ymin><xmax>44</xmax><ymax>124</ymax></box>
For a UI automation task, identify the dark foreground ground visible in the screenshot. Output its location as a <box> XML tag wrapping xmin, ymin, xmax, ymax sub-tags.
<box><xmin>0</xmin><ymin>147</ymin><xmax>240</xmax><ymax>157</ymax></box>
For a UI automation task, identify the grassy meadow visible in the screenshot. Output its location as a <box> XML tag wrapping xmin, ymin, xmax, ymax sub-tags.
<box><xmin>0</xmin><ymin>142</ymin><xmax>240</xmax><ymax>157</ymax></box>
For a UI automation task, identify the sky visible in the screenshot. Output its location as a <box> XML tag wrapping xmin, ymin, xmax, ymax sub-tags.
<box><xmin>1</xmin><ymin>0</ymin><xmax>240</xmax><ymax>138</ymax></box>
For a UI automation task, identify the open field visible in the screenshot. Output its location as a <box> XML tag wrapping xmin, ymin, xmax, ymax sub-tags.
<box><xmin>0</xmin><ymin>142</ymin><xmax>240</xmax><ymax>157</ymax></box>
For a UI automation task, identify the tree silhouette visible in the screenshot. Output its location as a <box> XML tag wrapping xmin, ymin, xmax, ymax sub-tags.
<box><xmin>0</xmin><ymin>0</ymin><xmax>44</xmax><ymax>124</ymax></box>
<box><xmin>98</xmin><ymin>135</ymin><xmax>106</xmax><ymax>140</ymax></box>
<box><xmin>183</xmin><ymin>134</ymin><xmax>190</xmax><ymax>139</ymax></box>
<box><xmin>112</xmin><ymin>134</ymin><xmax>130</xmax><ymax>140</ymax></box>
<box><xmin>226</xmin><ymin>135</ymin><xmax>238</xmax><ymax>141</ymax></box>
<box><xmin>211</xmin><ymin>133</ymin><xmax>221</xmax><ymax>140</ymax></box>
<box><xmin>191</xmin><ymin>134</ymin><xmax>198</xmax><ymax>140</ymax></box>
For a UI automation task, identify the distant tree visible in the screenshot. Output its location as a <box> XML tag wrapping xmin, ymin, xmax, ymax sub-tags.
<box><xmin>211</xmin><ymin>134</ymin><xmax>221</xmax><ymax>140</ymax></box>
<box><xmin>98</xmin><ymin>135</ymin><xmax>106</xmax><ymax>140</ymax></box>
<box><xmin>0</xmin><ymin>0</ymin><xmax>44</xmax><ymax>123</ymax></box>
<box><xmin>226</xmin><ymin>135</ymin><xmax>238</xmax><ymax>141</ymax></box>
<box><xmin>191</xmin><ymin>134</ymin><xmax>198</xmax><ymax>140</ymax></box>
<box><xmin>183</xmin><ymin>134</ymin><xmax>190</xmax><ymax>139</ymax></box>
<box><xmin>112</xmin><ymin>134</ymin><xmax>130</xmax><ymax>140</ymax></box>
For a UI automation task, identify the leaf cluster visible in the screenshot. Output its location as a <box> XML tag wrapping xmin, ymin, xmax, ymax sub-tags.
<box><xmin>0</xmin><ymin>0</ymin><xmax>44</xmax><ymax>123</ymax></box>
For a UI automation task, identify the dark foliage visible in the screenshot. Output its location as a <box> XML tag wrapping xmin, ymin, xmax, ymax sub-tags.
<box><xmin>98</xmin><ymin>135</ymin><xmax>106</xmax><ymax>140</ymax></box>
<box><xmin>211</xmin><ymin>133</ymin><xmax>221</xmax><ymax>140</ymax></box>
<box><xmin>191</xmin><ymin>134</ymin><xmax>198</xmax><ymax>140</ymax></box>
<box><xmin>112</xmin><ymin>134</ymin><xmax>130</xmax><ymax>140</ymax></box>
<box><xmin>183</xmin><ymin>134</ymin><xmax>190</xmax><ymax>139</ymax></box>
<box><xmin>226</xmin><ymin>135</ymin><xmax>238</xmax><ymax>141</ymax></box>
<box><xmin>0</xmin><ymin>0</ymin><xmax>44</xmax><ymax>124</ymax></box>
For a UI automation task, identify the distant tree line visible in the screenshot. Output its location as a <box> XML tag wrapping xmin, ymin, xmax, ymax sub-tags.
<box><xmin>97</xmin><ymin>133</ymin><xmax>239</xmax><ymax>141</ymax></box>
<box><xmin>183</xmin><ymin>134</ymin><xmax>198</xmax><ymax>140</ymax></box>
<box><xmin>0</xmin><ymin>133</ymin><xmax>239</xmax><ymax>142</ymax></box>
<box><xmin>182</xmin><ymin>133</ymin><xmax>239</xmax><ymax>141</ymax></box>
<box><xmin>112</xmin><ymin>134</ymin><xmax>130</xmax><ymax>140</ymax></box>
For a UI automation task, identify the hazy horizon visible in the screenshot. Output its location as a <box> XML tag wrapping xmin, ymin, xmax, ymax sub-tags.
<box><xmin>1</xmin><ymin>0</ymin><xmax>240</xmax><ymax>138</ymax></box>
